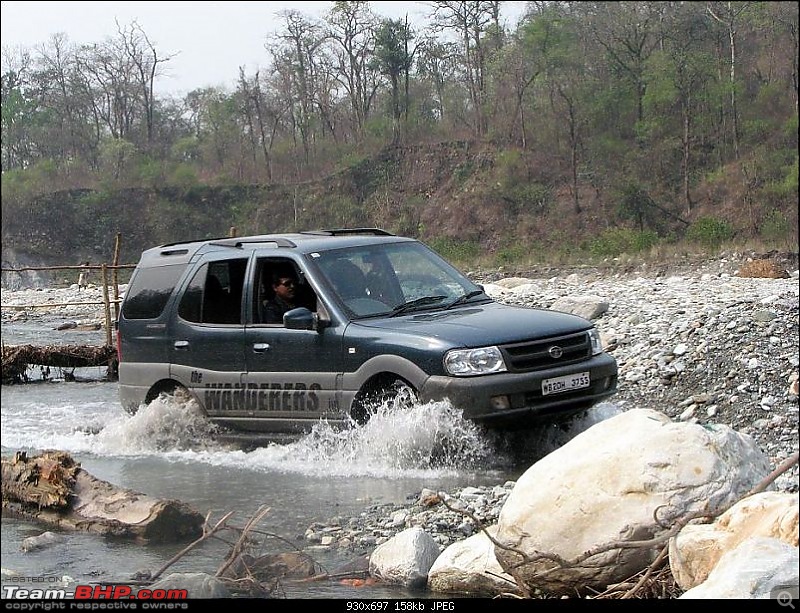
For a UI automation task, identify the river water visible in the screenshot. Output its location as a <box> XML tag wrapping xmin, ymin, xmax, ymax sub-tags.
<box><xmin>1</xmin><ymin>318</ymin><xmax>619</xmax><ymax>600</ymax></box>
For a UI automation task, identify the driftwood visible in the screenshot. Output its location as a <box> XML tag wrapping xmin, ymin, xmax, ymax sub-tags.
<box><xmin>2</xmin><ymin>344</ymin><xmax>117</xmax><ymax>383</ymax></box>
<box><xmin>2</xmin><ymin>450</ymin><xmax>204</xmax><ymax>543</ymax></box>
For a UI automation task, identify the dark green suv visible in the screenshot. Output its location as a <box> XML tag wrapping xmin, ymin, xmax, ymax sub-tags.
<box><xmin>117</xmin><ymin>229</ymin><xmax>617</xmax><ymax>434</ymax></box>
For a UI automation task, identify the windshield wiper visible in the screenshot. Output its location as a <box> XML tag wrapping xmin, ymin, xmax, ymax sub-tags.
<box><xmin>446</xmin><ymin>289</ymin><xmax>486</xmax><ymax>309</ymax></box>
<box><xmin>390</xmin><ymin>295</ymin><xmax>448</xmax><ymax>317</ymax></box>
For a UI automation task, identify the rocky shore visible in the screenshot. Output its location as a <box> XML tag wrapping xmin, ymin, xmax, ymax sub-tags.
<box><xmin>305</xmin><ymin>255</ymin><xmax>799</xmax><ymax>558</ymax></box>
<box><xmin>2</xmin><ymin>256</ymin><xmax>799</xmax><ymax>565</ymax></box>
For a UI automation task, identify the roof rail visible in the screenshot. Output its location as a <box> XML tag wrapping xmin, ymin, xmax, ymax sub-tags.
<box><xmin>301</xmin><ymin>228</ymin><xmax>394</xmax><ymax>237</ymax></box>
<box><xmin>208</xmin><ymin>237</ymin><xmax>298</xmax><ymax>249</ymax></box>
<box><xmin>160</xmin><ymin>235</ymin><xmax>231</xmax><ymax>249</ymax></box>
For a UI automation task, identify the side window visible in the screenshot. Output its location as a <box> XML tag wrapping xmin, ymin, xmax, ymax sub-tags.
<box><xmin>178</xmin><ymin>259</ymin><xmax>248</xmax><ymax>324</ymax></box>
<box><xmin>122</xmin><ymin>264</ymin><xmax>187</xmax><ymax>320</ymax></box>
<box><xmin>255</xmin><ymin>258</ymin><xmax>318</xmax><ymax>325</ymax></box>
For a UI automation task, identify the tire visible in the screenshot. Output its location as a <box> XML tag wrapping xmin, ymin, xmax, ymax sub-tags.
<box><xmin>351</xmin><ymin>379</ymin><xmax>418</xmax><ymax>425</ymax></box>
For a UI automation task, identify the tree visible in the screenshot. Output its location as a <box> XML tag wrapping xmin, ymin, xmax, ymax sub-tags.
<box><xmin>269</xmin><ymin>10</ymin><xmax>325</xmax><ymax>168</ymax></box>
<box><xmin>644</xmin><ymin>4</ymin><xmax>717</xmax><ymax>214</ymax></box>
<box><xmin>116</xmin><ymin>20</ymin><xmax>175</xmax><ymax>148</ymax></box>
<box><xmin>430</xmin><ymin>1</ymin><xmax>501</xmax><ymax>138</ymax></box>
<box><xmin>373</xmin><ymin>17</ymin><xmax>415</xmax><ymax>144</ymax></box>
<box><xmin>706</xmin><ymin>1</ymin><xmax>753</xmax><ymax>160</ymax></box>
<box><xmin>1</xmin><ymin>48</ymin><xmax>35</xmax><ymax>170</ymax></box>
<box><xmin>325</xmin><ymin>1</ymin><xmax>381</xmax><ymax>140</ymax></box>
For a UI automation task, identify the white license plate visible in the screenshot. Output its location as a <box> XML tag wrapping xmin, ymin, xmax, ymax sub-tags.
<box><xmin>542</xmin><ymin>372</ymin><xmax>590</xmax><ymax>396</ymax></box>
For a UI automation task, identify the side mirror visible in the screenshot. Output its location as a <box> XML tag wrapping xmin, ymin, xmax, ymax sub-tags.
<box><xmin>284</xmin><ymin>307</ymin><xmax>329</xmax><ymax>332</ymax></box>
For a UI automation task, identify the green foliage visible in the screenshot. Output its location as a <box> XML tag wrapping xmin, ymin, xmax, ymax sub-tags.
<box><xmin>453</xmin><ymin>161</ymin><xmax>474</xmax><ymax>184</ymax></box>
<box><xmin>741</xmin><ymin>118</ymin><xmax>774</xmax><ymax>145</ymax></box>
<box><xmin>99</xmin><ymin>138</ymin><xmax>137</xmax><ymax>183</ymax></box>
<box><xmin>337</xmin><ymin>151</ymin><xmax>369</xmax><ymax>170</ymax></box>
<box><xmin>504</xmin><ymin>183</ymin><xmax>552</xmax><ymax>215</ymax></box>
<box><xmin>364</xmin><ymin>115</ymin><xmax>392</xmax><ymax>140</ymax></box>
<box><xmin>171</xmin><ymin>137</ymin><xmax>201</xmax><ymax>162</ymax></box>
<box><xmin>589</xmin><ymin>227</ymin><xmax>660</xmax><ymax>257</ymax></box>
<box><xmin>169</xmin><ymin>164</ymin><xmax>199</xmax><ymax>190</ymax></box>
<box><xmin>760</xmin><ymin>209</ymin><xmax>791</xmax><ymax>243</ymax></box>
<box><xmin>784</xmin><ymin>114</ymin><xmax>799</xmax><ymax>141</ymax></box>
<box><xmin>496</xmin><ymin>243</ymin><xmax>529</xmax><ymax>265</ymax></box>
<box><xmin>137</xmin><ymin>157</ymin><xmax>164</xmax><ymax>188</ymax></box>
<box><xmin>426</xmin><ymin>237</ymin><xmax>482</xmax><ymax>264</ymax></box>
<box><xmin>0</xmin><ymin>169</ymin><xmax>33</xmax><ymax>204</ymax></box>
<box><xmin>686</xmin><ymin>217</ymin><xmax>734</xmax><ymax>248</ymax></box>
<box><xmin>325</xmin><ymin>194</ymin><xmax>365</xmax><ymax>228</ymax></box>
<box><xmin>494</xmin><ymin>149</ymin><xmax>526</xmax><ymax>187</ymax></box>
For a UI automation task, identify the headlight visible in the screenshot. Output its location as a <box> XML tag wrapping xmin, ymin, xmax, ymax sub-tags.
<box><xmin>588</xmin><ymin>328</ymin><xmax>603</xmax><ymax>355</ymax></box>
<box><xmin>444</xmin><ymin>346</ymin><xmax>507</xmax><ymax>376</ymax></box>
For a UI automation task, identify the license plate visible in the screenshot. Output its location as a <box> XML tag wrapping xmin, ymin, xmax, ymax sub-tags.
<box><xmin>542</xmin><ymin>372</ymin><xmax>590</xmax><ymax>396</ymax></box>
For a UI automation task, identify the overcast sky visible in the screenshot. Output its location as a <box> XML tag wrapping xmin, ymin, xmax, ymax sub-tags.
<box><xmin>1</xmin><ymin>1</ymin><xmax>528</xmax><ymax>96</ymax></box>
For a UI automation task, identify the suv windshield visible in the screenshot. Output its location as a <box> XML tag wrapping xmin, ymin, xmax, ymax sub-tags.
<box><xmin>311</xmin><ymin>241</ymin><xmax>486</xmax><ymax>318</ymax></box>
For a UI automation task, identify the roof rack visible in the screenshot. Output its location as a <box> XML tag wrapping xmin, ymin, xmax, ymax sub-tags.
<box><xmin>160</xmin><ymin>235</ymin><xmax>231</xmax><ymax>249</ymax></box>
<box><xmin>301</xmin><ymin>228</ymin><xmax>394</xmax><ymax>237</ymax></box>
<box><xmin>208</xmin><ymin>237</ymin><xmax>298</xmax><ymax>249</ymax></box>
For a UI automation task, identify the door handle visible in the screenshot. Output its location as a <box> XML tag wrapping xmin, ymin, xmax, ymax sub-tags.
<box><xmin>252</xmin><ymin>343</ymin><xmax>270</xmax><ymax>353</ymax></box>
<box><xmin>174</xmin><ymin>340</ymin><xmax>189</xmax><ymax>350</ymax></box>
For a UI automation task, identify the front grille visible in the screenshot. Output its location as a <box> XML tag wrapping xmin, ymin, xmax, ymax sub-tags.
<box><xmin>501</xmin><ymin>331</ymin><xmax>591</xmax><ymax>372</ymax></box>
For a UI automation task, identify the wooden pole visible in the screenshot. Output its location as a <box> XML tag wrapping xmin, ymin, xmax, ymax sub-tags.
<box><xmin>112</xmin><ymin>233</ymin><xmax>121</xmax><ymax>322</ymax></box>
<box><xmin>101</xmin><ymin>265</ymin><xmax>112</xmax><ymax>347</ymax></box>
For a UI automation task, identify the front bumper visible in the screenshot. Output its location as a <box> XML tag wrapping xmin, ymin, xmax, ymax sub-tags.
<box><xmin>420</xmin><ymin>352</ymin><xmax>618</xmax><ymax>426</ymax></box>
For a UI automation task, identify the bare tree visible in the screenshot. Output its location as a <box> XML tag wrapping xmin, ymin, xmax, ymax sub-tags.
<box><xmin>116</xmin><ymin>20</ymin><xmax>175</xmax><ymax>147</ymax></box>
<box><xmin>429</xmin><ymin>1</ymin><xmax>500</xmax><ymax>137</ymax></box>
<box><xmin>269</xmin><ymin>10</ymin><xmax>325</xmax><ymax>167</ymax></box>
<box><xmin>325</xmin><ymin>1</ymin><xmax>381</xmax><ymax>139</ymax></box>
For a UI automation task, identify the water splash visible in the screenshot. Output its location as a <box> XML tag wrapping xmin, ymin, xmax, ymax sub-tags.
<box><xmin>2</xmin><ymin>381</ymin><xmax>620</xmax><ymax>479</ymax></box>
<box><xmin>98</xmin><ymin>393</ymin><xmax>494</xmax><ymax>477</ymax></box>
<box><xmin>95</xmin><ymin>391</ymin><xmax>221</xmax><ymax>453</ymax></box>
<box><xmin>250</xmin><ymin>399</ymin><xmax>495</xmax><ymax>477</ymax></box>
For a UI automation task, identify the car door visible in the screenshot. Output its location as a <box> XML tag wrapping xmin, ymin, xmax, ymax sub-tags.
<box><xmin>241</xmin><ymin>256</ymin><xmax>345</xmax><ymax>433</ymax></box>
<box><xmin>168</xmin><ymin>254</ymin><xmax>249</xmax><ymax>418</ymax></box>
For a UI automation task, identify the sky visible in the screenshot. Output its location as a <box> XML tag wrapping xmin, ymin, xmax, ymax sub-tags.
<box><xmin>1</xmin><ymin>1</ymin><xmax>528</xmax><ymax>96</ymax></box>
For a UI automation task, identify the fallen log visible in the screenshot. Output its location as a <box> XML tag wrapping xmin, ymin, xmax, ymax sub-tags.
<box><xmin>2</xmin><ymin>450</ymin><xmax>204</xmax><ymax>543</ymax></box>
<box><xmin>2</xmin><ymin>344</ymin><xmax>118</xmax><ymax>383</ymax></box>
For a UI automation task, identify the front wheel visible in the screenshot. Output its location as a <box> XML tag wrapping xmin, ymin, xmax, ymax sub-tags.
<box><xmin>351</xmin><ymin>379</ymin><xmax>418</xmax><ymax>425</ymax></box>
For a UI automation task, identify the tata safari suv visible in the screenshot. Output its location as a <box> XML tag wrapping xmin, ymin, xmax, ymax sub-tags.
<box><xmin>117</xmin><ymin>229</ymin><xmax>618</xmax><ymax>434</ymax></box>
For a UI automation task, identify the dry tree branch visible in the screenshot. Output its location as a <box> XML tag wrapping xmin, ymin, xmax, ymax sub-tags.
<box><xmin>215</xmin><ymin>504</ymin><xmax>271</xmax><ymax>578</ymax></box>
<box><xmin>150</xmin><ymin>510</ymin><xmax>235</xmax><ymax>582</ymax></box>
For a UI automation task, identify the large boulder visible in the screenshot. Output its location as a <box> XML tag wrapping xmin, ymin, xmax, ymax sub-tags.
<box><xmin>369</xmin><ymin>526</ymin><xmax>440</xmax><ymax>589</ymax></box>
<box><xmin>427</xmin><ymin>526</ymin><xmax>523</xmax><ymax>597</ymax></box>
<box><xmin>494</xmin><ymin>409</ymin><xmax>772</xmax><ymax>596</ymax></box>
<box><xmin>670</xmin><ymin>491</ymin><xmax>799</xmax><ymax>590</ymax></box>
<box><xmin>678</xmin><ymin>537</ymin><xmax>799</xmax><ymax>599</ymax></box>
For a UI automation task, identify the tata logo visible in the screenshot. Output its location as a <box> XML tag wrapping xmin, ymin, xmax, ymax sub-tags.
<box><xmin>548</xmin><ymin>345</ymin><xmax>564</xmax><ymax>359</ymax></box>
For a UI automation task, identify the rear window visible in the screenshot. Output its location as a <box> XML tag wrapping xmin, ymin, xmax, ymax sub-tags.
<box><xmin>122</xmin><ymin>264</ymin><xmax>187</xmax><ymax>319</ymax></box>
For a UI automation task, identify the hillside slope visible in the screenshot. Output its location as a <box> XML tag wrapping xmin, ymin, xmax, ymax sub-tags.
<box><xmin>1</xmin><ymin>142</ymin><xmax>797</xmax><ymax>273</ymax></box>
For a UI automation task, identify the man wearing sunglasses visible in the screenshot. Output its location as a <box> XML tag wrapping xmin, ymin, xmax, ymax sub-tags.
<box><xmin>262</xmin><ymin>270</ymin><xmax>298</xmax><ymax>324</ymax></box>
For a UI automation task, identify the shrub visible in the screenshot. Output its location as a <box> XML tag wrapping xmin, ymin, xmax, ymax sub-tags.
<box><xmin>686</xmin><ymin>217</ymin><xmax>734</xmax><ymax>248</ymax></box>
<box><xmin>760</xmin><ymin>209</ymin><xmax>792</xmax><ymax>243</ymax></box>
<box><xmin>588</xmin><ymin>227</ymin><xmax>660</xmax><ymax>257</ymax></box>
<box><xmin>169</xmin><ymin>164</ymin><xmax>199</xmax><ymax>190</ymax></box>
<box><xmin>497</xmin><ymin>243</ymin><xmax>529</xmax><ymax>264</ymax></box>
<box><xmin>426</xmin><ymin>237</ymin><xmax>482</xmax><ymax>263</ymax></box>
<box><xmin>453</xmin><ymin>161</ymin><xmax>474</xmax><ymax>184</ymax></box>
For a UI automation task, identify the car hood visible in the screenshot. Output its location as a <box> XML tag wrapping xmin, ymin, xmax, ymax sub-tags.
<box><xmin>354</xmin><ymin>301</ymin><xmax>593</xmax><ymax>347</ymax></box>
